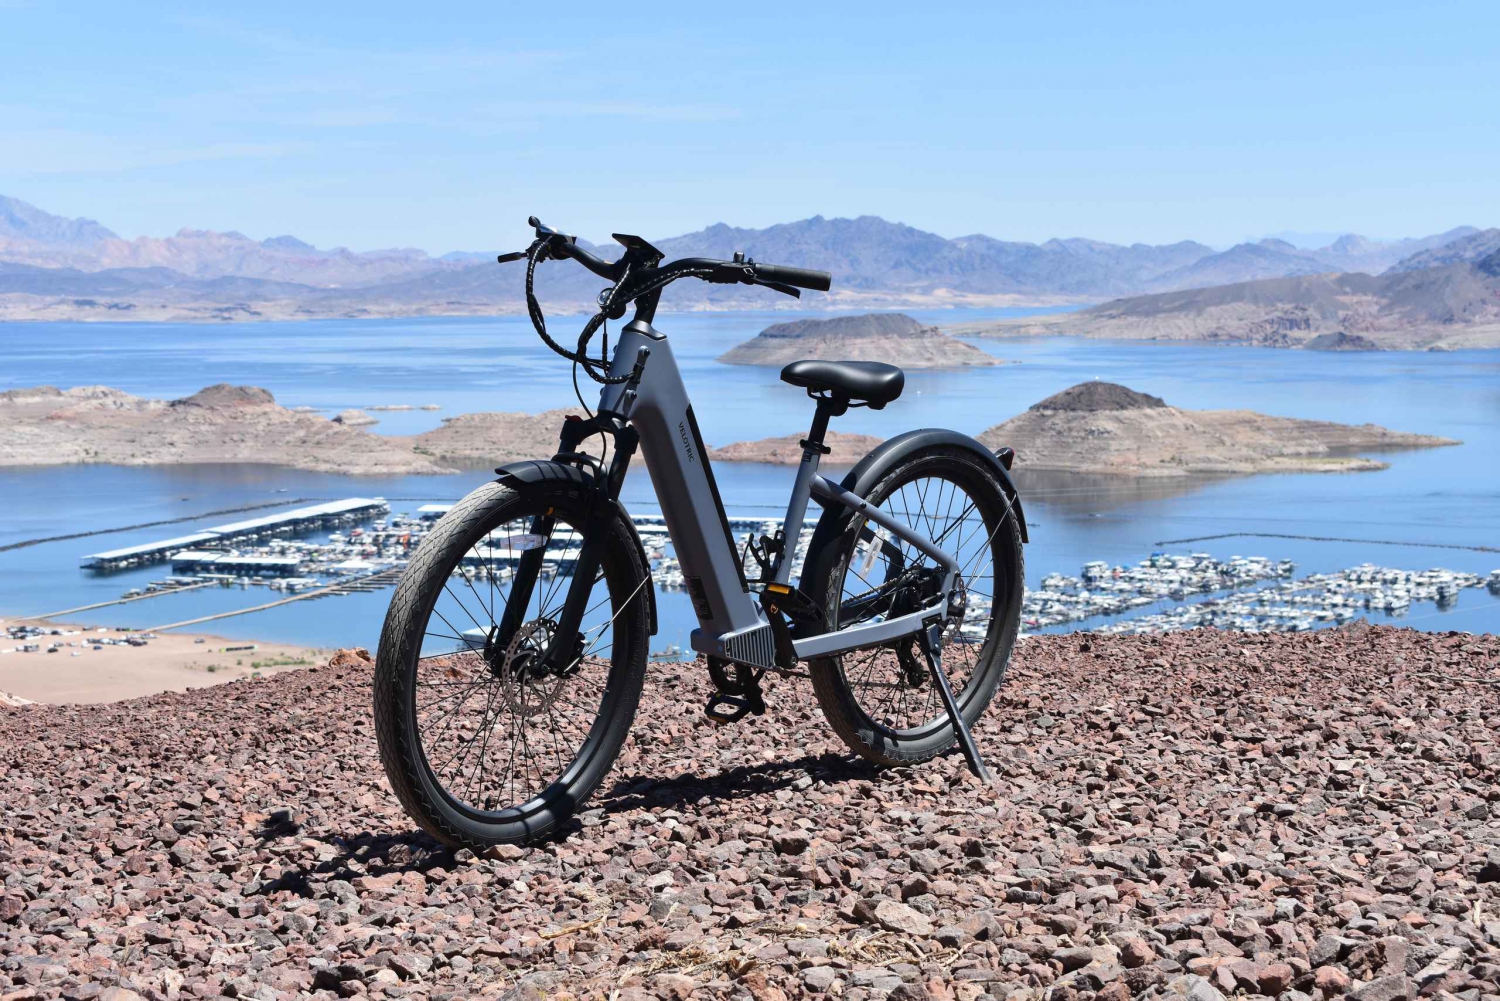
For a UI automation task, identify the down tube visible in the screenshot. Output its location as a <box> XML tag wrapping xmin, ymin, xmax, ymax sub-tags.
<box><xmin>597</xmin><ymin>320</ymin><xmax>764</xmax><ymax>653</ymax></box>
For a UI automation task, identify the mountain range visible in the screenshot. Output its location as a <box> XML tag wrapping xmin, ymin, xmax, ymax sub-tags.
<box><xmin>0</xmin><ymin>193</ymin><xmax>1491</xmax><ymax>322</ymax></box>
<box><xmin>955</xmin><ymin>232</ymin><xmax>1500</xmax><ymax>351</ymax></box>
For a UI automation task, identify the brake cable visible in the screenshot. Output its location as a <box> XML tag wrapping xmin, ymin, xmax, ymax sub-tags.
<box><xmin>522</xmin><ymin>237</ymin><xmax>716</xmax><ymax>385</ymax></box>
<box><xmin>523</xmin><ymin>238</ymin><xmax>631</xmax><ymax>385</ymax></box>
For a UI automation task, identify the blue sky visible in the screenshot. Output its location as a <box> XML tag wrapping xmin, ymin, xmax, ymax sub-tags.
<box><xmin>2</xmin><ymin>1</ymin><xmax>1496</xmax><ymax>252</ymax></box>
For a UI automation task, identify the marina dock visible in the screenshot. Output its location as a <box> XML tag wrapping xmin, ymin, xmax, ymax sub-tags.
<box><xmin>80</xmin><ymin>498</ymin><xmax>391</xmax><ymax>571</ymax></box>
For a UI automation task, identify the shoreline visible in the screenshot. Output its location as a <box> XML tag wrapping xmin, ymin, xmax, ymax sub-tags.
<box><xmin>0</xmin><ymin>613</ymin><xmax>329</xmax><ymax>705</ymax></box>
<box><xmin>0</xmin><ymin>291</ymin><xmax>1087</xmax><ymax>325</ymax></box>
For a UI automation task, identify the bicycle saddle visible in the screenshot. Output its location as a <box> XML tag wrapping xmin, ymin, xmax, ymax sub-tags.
<box><xmin>779</xmin><ymin>360</ymin><xmax>906</xmax><ymax>408</ymax></box>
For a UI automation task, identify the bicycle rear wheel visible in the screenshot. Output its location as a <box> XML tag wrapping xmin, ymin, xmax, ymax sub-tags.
<box><xmin>803</xmin><ymin>444</ymin><xmax>1023</xmax><ymax>765</ymax></box>
<box><xmin>373</xmin><ymin>480</ymin><xmax>650</xmax><ymax>848</ymax></box>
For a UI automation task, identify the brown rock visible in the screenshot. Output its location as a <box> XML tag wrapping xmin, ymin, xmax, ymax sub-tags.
<box><xmin>1257</xmin><ymin>962</ymin><xmax>1295</xmax><ymax>995</ymax></box>
<box><xmin>889</xmin><ymin>986</ymin><xmax>934</xmax><ymax>1001</ymax></box>
<box><xmin>652</xmin><ymin>973</ymin><xmax>697</xmax><ymax>1000</ymax></box>
<box><xmin>1349</xmin><ymin>976</ymin><xmax>1414</xmax><ymax>1001</ymax></box>
<box><xmin>1120</xmin><ymin>938</ymin><xmax>1155</xmax><ymax>969</ymax></box>
<box><xmin>873</xmin><ymin>899</ymin><xmax>934</xmax><ymax>936</ymax></box>
<box><xmin>1316</xmin><ymin>967</ymin><xmax>1353</xmax><ymax>995</ymax></box>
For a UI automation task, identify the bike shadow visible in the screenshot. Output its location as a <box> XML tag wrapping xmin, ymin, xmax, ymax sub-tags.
<box><xmin>596</xmin><ymin>750</ymin><xmax>879</xmax><ymax>813</ymax></box>
<box><xmin>252</xmin><ymin>752</ymin><xmax>879</xmax><ymax>894</ymax></box>
<box><xmin>252</xmin><ymin>829</ymin><xmax>455</xmax><ymax>896</ymax></box>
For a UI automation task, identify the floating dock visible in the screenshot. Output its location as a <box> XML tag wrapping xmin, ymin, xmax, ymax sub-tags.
<box><xmin>168</xmin><ymin>552</ymin><xmax>304</xmax><ymax>576</ymax></box>
<box><xmin>80</xmin><ymin>498</ymin><xmax>390</xmax><ymax>571</ymax></box>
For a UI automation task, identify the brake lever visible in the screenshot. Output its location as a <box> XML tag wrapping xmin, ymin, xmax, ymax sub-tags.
<box><xmin>750</xmin><ymin>278</ymin><xmax>801</xmax><ymax>298</ymax></box>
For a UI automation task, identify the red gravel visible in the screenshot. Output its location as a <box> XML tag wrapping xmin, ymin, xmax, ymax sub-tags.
<box><xmin>3</xmin><ymin>625</ymin><xmax>1499</xmax><ymax>1001</ymax></box>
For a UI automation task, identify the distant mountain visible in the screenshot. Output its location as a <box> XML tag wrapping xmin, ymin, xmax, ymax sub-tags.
<box><xmin>654</xmin><ymin>216</ymin><xmax>1217</xmax><ymax>297</ymax></box>
<box><xmin>1151</xmin><ymin>227</ymin><xmax>1484</xmax><ymax>288</ymax></box>
<box><xmin>1149</xmin><ymin>240</ymin><xmax>1332</xmax><ymax>289</ymax></box>
<box><xmin>1387</xmin><ymin>228</ymin><xmax>1500</xmax><ymax>272</ymax></box>
<box><xmin>0</xmin><ymin>193</ymin><xmax>1491</xmax><ymax>321</ymax></box>
<box><xmin>0</xmin><ymin>196</ymin><xmax>453</xmax><ymax>287</ymax></box>
<box><xmin>956</xmin><ymin>249</ymin><xmax>1500</xmax><ymax>351</ymax></box>
<box><xmin>0</xmin><ymin>195</ymin><xmax>117</xmax><ymax>247</ymax></box>
<box><xmin>1322</xmin><ymin>226</ymin><xmax>1480</xmax><ymax>273</ymax></box>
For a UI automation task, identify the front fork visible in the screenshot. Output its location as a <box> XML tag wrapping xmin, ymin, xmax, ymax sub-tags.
<box><xmin>493</xmin><ymin>413</ymin><xmax>639</xmax><ymax>676</ymax></box>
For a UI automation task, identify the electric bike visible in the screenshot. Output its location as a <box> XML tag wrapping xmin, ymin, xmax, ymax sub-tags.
<box><xmin>373</xmin><ymin>217</ymin><xmax>1028</xmax><ymax>847</ymax></box>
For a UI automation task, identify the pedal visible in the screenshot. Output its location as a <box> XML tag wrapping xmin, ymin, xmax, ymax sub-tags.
<box><xmin>704</xmin><ymin>690</ymin><xmax>764</xmax><ymax>725</ymax></box>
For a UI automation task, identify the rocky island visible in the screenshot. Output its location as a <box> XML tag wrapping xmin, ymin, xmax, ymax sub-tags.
<box><xmin>976</xmin><ymin>381</ymin><xmax>1458</xmax><ymax>476</ymax></box>
<box><xmin>708</xmin><ymin>430</ymin><xmax>884</xmax><ymax>465</ymax></box>
<box><xmin>3</xmin><ymin>380</ymin><xmax>1457</xmax><ymax>480</ymax></box>
<box><xmin>0</xmin><ymin>384</ymin><xmax>584</xmax><ymax>475</ymax></box>
<box><xmin>717</xmin><ymin>312</ymin><xmax>1001</xmax><ymax>368</ymax></box>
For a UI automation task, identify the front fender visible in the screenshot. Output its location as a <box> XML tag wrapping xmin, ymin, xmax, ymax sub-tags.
<box><xmin>494</xmin><ymin>459</ymin><xmax>658</xmax><ymax>636</ymax></box>
<box><xmin>798</xmin><ymin>428</ymin><xmax>1028</xmax><ymax>591</ymax></box>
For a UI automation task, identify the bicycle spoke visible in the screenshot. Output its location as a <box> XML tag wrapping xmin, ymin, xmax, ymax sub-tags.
<box><xmin>830</xmin><ymin>464</ymin><xmax>1009</xmax><ymax>737</ymax></box>
<box><xmin>407</xmin><ymin>500</ymin><xmax>635</xmax><ymax>820</ymax></box>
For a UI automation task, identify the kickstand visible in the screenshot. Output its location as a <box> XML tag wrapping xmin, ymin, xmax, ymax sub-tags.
<box><xmin>917</xmin><ymin>622</ymin><xmax>994</xmax><ymax>782</ymax></box>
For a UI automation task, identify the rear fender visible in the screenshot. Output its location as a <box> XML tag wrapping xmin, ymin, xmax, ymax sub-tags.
<box><xmin>494</xmin><ymin>459</ymin><xmax>658</xmax><ymax>636</ymax></box>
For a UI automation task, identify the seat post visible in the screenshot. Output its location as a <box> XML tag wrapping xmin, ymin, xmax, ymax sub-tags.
<box><xmin>773</xmin><ymin>394</ymin><xmax>845</xmax><ymax>585</ymax></box>
<box><xmin>803</xmin><ymin>394</ymin><xmax>843</xmax><ymax>451</ymax></box>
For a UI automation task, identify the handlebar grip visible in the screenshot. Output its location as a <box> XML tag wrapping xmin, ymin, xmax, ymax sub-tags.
<box><xmin>753</xmin><ymin>264</ymin><xmax>832</xmax><ymax>292</ymax></box>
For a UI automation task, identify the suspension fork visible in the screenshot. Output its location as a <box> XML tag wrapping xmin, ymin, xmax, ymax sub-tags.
<box><xmin>491</xmin><ymin>420</ymin><xmax>636</xmax><ymax>669</ymax></box>
<box><xmin>495</xmin><ymin>512</ymin><xmax>556</xmax><ymax>647</ymax></box>
<box><xmin>495</xmin><ymin>342</ymin><xmax>648</xmax><ymax>670</ymax></box>
<box><xmin>537</xmin><ymin>416</ymin><xmax>638</xmax><ymax>672</ymax></box>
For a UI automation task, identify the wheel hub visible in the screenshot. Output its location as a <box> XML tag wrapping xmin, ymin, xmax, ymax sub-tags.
<box><xmin>886</xmin><ymin>567</ymin><xmax>959</xmax><ymax>688</ymax></box>
<box><xmin>493</xmin><ymin>619</ymin><xmax>567</xmax><ymax>713</ymax></box>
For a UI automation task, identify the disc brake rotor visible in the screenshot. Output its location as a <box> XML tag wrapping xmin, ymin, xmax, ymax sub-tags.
<box><xmin>496</xmin><ymin>619</ymin><xmax>567</xmax><ymax>714</ymax></box>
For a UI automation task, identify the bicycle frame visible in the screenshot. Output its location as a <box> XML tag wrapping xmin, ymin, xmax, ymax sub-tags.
<box><xmin>592</xmin><ymin>318</ymin><xmax>958</xmax><ymax>669</ymax></box>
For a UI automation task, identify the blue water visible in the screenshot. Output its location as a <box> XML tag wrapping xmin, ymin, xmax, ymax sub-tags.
<box><xmin>2</xmin><ymin>312</ymin><xmax>1497</xmax><ymax>648</ymax></box>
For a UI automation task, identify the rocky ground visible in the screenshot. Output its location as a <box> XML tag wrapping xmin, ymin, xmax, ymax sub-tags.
<box><xmin>3</xmin><ymin>626</ymin><xmax>1498</xmax><ymax>1001</ymax></box>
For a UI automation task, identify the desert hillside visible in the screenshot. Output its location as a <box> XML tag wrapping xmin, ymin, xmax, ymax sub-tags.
<box><xmin>976</xmin><ymin>382</ymin><xmax>1458</xmax><ymax>476</ymax></box>
<box><xmin>2</xmin><ymin>628</ymin><xmax>1496</xmax><ymax>997</ymax></box>
<box><xmin>955</xmin><ymin>247</ymin><xmax>1500</xmax><ymax>351</ymax></box>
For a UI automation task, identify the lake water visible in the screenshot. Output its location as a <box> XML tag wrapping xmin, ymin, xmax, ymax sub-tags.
<box><xmin>2</xmin><ymin>310</ymin><xmax>1498</xmax><ymax>650</ymax></box>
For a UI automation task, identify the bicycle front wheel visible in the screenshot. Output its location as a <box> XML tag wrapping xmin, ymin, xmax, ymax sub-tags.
<box><xmin>373</xmin><ymin>480</ymin><xmax>650</xmax><ymax>848</ymax></box>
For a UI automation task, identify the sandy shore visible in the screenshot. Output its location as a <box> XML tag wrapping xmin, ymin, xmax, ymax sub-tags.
<box><xmin>0</xmin><ymin>615</ymin><xmax>328</xmax><ymax>704</ymax></box>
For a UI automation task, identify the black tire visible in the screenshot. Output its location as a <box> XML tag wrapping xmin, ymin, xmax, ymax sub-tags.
<box><xmin>373</xmin><ymin>480</ymin><xmax>650</xmax><ymax>848</ymax></box>
<box><xmin>803</xmin><ymin>445</ymin><xmax>1023</xmax><ymax>765</ymax></box>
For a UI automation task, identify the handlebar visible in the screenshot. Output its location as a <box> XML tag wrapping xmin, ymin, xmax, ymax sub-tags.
<box><xmin>520</xmin><ymin>216</ymin><xmax>624</xmax><ymax>281</ymax></box>
<box><xmin>750</xmin><ymin>263</ymin><xmax>832</xmax><ymax>292</ymax></box>
<box><xmin>502</xmin><ymin>216</ymin><xmax>834</xmax><ymax>386</ymax></box>
<box><xmin>506</xmin><ymin>216</ymin><xmax>833</xmax><ymax>298</ymax></box>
